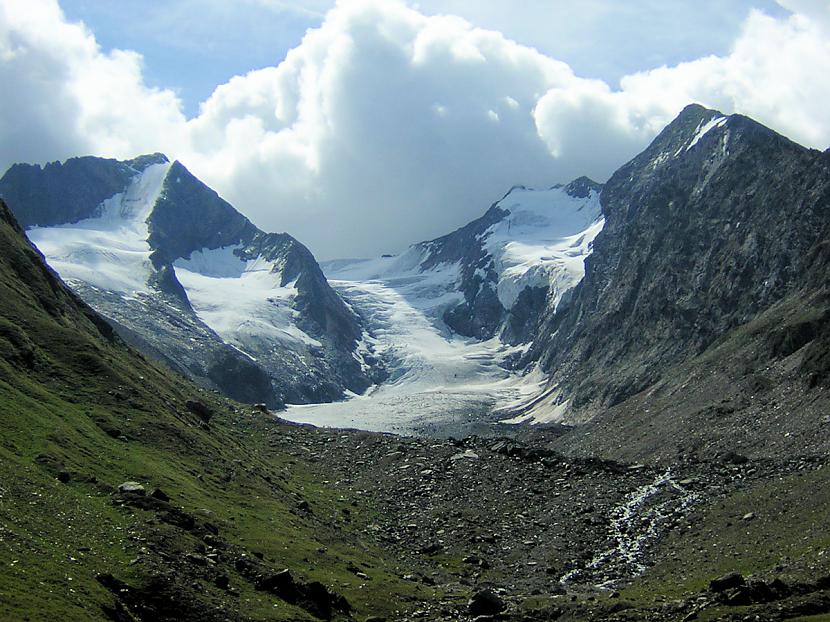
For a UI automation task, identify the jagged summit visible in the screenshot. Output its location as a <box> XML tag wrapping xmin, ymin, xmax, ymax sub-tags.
<box><xmin>498</xmin><ymin>175</ymin><xmax>602</xmax><ymax>204</ymax></box>
<box><xmin>670</xmin><ymin>101</ymin><xmax>723</xmax><ymax>126</ymax></box>
<box><xmin>0</xmin><ymin>153</ymin><xmax>168</xmax><ymax>228</ymax></box>
<box><xmin>130</xmin><ymin>152</ymin><xmax>170</xmax><ymax>169</ymax></box>
<box><xmin>563</xmin><ymin>176</ymin><xmax>602</xmax><ymax>199</ymax></box>
<box><xmin>628</xmin><ymin>104</ymin><xmax>732</xmax><ymax>172</ymax></box>
<box><xmin>632</xmin><ymin>102</ymin><xmax>812</xmax><ymax>181</ymax></box>
<box><xmin>148</xmin><ymin>160</ymin><xmax>258</xmax><ymax>264</ymax></box>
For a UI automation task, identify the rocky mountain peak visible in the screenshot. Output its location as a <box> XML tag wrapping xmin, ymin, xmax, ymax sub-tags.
<box><xmin>627</xmin><ymin>104</ymin><xmax>731</xmax><ymax>173</ymax></box>
<box><xmin>629</xmin><ymin>103</ymin><xmax>804</xmax><ymax>180</ymax></box>
<box><xmin>127</xmin><ymin>152</ymin><xmax>170</xmax><ymax>171</ymax></box>
<box><xmin>1</xmin><ymin>155</ymin><xmax>148</xmax><ymax>228</ymax></box>
<box><xmin>563</xmin><ymin>176</ymin><xmax>602</xmax><ymax>199</ymax></box>
<box><xmin>667</xmin><ymin>102</ymin><xmax>724</xmax><ymax>133</ymax></box>
<box><xmin>1</xmin><ymin>153</ymin><xmax>384</xmax><ymax>407</ymax></box>
<box><xmin>530</xmin><ymin>103</ymin><xmax>830</xmax><ymax>420</ymax></box>
<box><xmin>147</xmin><ymin>160</ymin><xmax>257</xmax><ymax>264</ymax></box>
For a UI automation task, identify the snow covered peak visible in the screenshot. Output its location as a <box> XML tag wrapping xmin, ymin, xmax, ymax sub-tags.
<box><xmin>492</xmin><ymin>183</ymin><xmax>601</xmax><ymax>239</ymax></box>
<box><xmin>484</xmin><ymin>183</ymin><xmax>602</xmax><ymax>310</ymax></box>
<box><xmin>5</xmin><ymin>152</ymin><xmax>379</xmax><ymax>407</ymax></box>
<box><xmin>564</xmin><ymin>176</ymin><xmax>604</xmax><ymax>199</ymax></box>
<box><xmin>324</xmin><ymin>177</ymin><xmax>603</xmax><ymax>346</ymax></box>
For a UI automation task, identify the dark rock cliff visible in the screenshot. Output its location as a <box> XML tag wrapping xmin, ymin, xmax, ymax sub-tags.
<box><xmin>533</xmin><ymin>104</ymin><xmax>830</xmax><ymax>415</ymax></box>
<box><xmin>417</xmin><ymin>200</ymin><xmax>508</xmax><ymax>339</ymax></box>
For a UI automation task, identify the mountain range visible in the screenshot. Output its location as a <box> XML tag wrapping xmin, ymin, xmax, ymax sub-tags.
<box><xmin>2</xmin><ymin>103</ymin><xmax>830</xmax><ymax>620</ymax></box>
<box><xmin>2</xmin><ymin>104</ymin><xmax>829</xmax><ymax>450</ymax></box>
<box><xmin>524</xmin><ymin>104</ymin><xmax>830</xmax><ymax>460</ymax></box>
<box><xmin>0</xmin><ymin>145</ymin><xmax>607</xmax><ymax>418</ymax></box>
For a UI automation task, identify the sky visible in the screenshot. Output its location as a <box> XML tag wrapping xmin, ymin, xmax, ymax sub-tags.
<box><xmin>1</xmin><ymin>0</ymin><xmax>829</xmax><ymax>259</ymax></box>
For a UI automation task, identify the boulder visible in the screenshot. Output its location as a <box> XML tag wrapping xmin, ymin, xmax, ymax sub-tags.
<box><xmin>720</xmin><ymin>452</ymin><xmax>749</xmax><ymax>465</ymax></box>
<box><xmin>709</xmin><ymin>572</ymin><xmax>745</xmax><ymax>593</ymax></box>
<box><xmin>257</xmin><ymin>569</ymin><xmax>302</xmax><ymax>601</ymax></box>
<box><xmin>235</xmin><ymin>557</ymin><xmax>259</xmax><ymax>576</ymax></box>
<box><xmin>185</xmin><ymin>399</ymin><xmax>212</xmax><ymax>423</ymax></box>
<box><xmin>419</xmin><ymin>542</ymin><xmax>444</xmax><ymax>555</ymax></box>
<box><xmin>468</xmin><ymin>588</ymin><xmax>506</xmax><ymax>616</ymax></box>
<box><xmin>256</xmin><ymin>569</ymin><xmax>350</xmax><ymax>621</ymax></box>
<box><xmin>157</xmin><ymin>508</ymin><xmax>195</xmax><ymax>531</ymax></box>
<box><xmin>117</xmin><ymin>481</ymin><xmax>145</xmax><ymax>495</ymax></box>
<box><xmin>450</xmin><ymin>450</ymin><xmax>480</xmax><ymax>462</ymax></box>
<box><xmin>150</xmin><ymin>488</ymin><xmax>170</xmax><ymax>502</ymax></box>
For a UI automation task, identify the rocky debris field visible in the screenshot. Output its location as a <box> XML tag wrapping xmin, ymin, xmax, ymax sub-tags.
<box><xmin>6</xmin><ymin>396</ymin><xmax>830</xmax><ymax>622</ymax></box>
<box><xmin>267</xmin><ymin>417</ymin><xmax>830</xmax><ymax>621</ymax></box>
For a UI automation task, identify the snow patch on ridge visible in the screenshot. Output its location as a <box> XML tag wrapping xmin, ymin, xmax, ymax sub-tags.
<box><xmin>173</xmin><ymin>246</ymin><xmax>321</xmax><ymax>348</ymax></box>
<box><xmin>686</xmin><ymin>116</ymin><xmax>728</xmax><ymax>152</ymax></box>
<box><xmin>481</xmin><ymin>184</ymin><xmax>603</xmax><ymax>310</ymax></box>
<box><xmin>27</xmin><ymin>162</ymin><xmax>171</xmax><ymax>294</ymax></box>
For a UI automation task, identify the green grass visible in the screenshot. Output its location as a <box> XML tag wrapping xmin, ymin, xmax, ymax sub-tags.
<box><xmin>3</xmin><ymin>201</ymin><xmax>829</xmax><ymax>620</ymax></box>
<box><xmin>0</xmin><ymin>355</ymin><xmax>432</xmax><ymax>620</ymax></box>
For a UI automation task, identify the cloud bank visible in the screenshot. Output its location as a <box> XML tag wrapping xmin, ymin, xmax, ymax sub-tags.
<box><xmin>2</xmin><ymin>0</ymin><xmax>829</xmax><ymax>258</ymax></box>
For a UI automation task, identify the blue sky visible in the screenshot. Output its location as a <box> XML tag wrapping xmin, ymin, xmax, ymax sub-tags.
<box><xmin>59</xmin><ymin>0</ymin><xmax>787</xmax><ymax>118</ymax></box>
<box><xmin>59</xmin><ymin>0</ymin><xmax>326</xmax><ymax>116</ymax></box>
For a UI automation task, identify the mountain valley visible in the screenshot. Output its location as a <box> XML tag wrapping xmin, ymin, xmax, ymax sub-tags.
<box><xmin>1</xmin><ymin>103</ymin><xmax>830</xmax><ymax>622</ymax></box>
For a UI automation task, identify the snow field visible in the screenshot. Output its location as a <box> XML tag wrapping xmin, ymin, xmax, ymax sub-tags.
<box><xmin>28</xmin><ymin>162</ymin><xmax>171</xmax><ymax>294</ymax></box>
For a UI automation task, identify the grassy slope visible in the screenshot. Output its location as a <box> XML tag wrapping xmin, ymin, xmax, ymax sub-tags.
<box><xmin>3</xmin><ymin>190</ymin><xmax>829</xmax><ymax>621</ymax></box>
<box><xmin>0</xmin><ymin>200</ymin><xmax>428</xmax><ymax>620</ymax></box>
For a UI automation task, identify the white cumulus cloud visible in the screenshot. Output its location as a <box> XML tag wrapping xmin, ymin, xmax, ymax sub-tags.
<box><xmin>0</xmin><ymin>0</ymin><xmax>187</xmax><ymax>167</ymax></box>
<box><xmin>1</xmin><ymin>0</ymin><xmax>829</xmax><ymax>259</ymax></box>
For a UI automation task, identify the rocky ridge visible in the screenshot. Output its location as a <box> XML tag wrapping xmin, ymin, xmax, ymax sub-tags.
<box><xmin>412</xmin><ymin>176</ymin><xmax>603</xmax><ymax>343</ymax></box>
